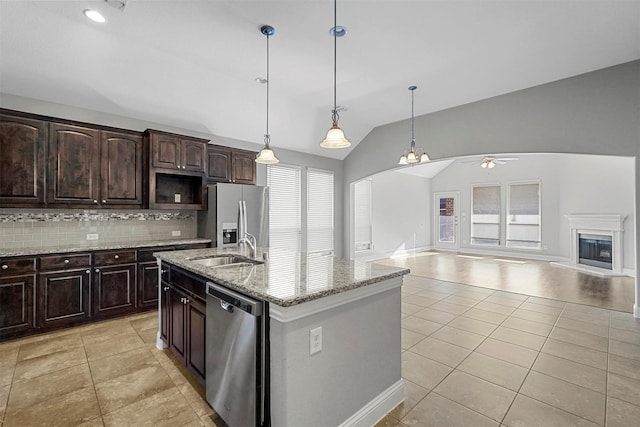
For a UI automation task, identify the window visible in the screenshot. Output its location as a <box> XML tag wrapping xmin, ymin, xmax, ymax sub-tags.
<box><xmin>354</xmin><ymin>179</ymin><xmax>372</xmax><ymax>252</ymax></box>
<box><xmin>307</xmin><ymin>169</ymin><xmax>334</xmax><ymax>254</ymax></box>
<box><xmin>471</xmin><ymin>185</ymin><xmax>501</xmax><ymax>246</ymax></box>
<box><xmin>267</xmin><ymin>164</ymin><xmax>301</xmax><ymax>251</ymax></box>
<box><xmin>507</xmin><ymin>182</ymin><xmax>541</xmax><ymax>249</ymax></box>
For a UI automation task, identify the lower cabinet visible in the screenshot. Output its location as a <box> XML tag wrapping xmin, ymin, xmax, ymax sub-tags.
<box><xmin>92</xmin><ymin>250</ymin><xmax>137</xmax><ymax>319</ymax></box>
<box><xmin>0</xmin><ymin>274</ymin><xmax>34</xmax><ymax>340</ymax></box>
<box><xmin>169</xmin><ymin>284</ymin><xmax>206</xmax><ymax>385</ymax></box>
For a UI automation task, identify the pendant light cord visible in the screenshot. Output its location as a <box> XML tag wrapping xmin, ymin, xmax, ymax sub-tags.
<box><xmin>332</xmin><ymin>0</ymin><xmax>338</xmax><ymax>126</ymax></box>
<box><xmin>265</xmin><ymin>31</ymin><xmax>271</xmax><ymax>147</ymax></box>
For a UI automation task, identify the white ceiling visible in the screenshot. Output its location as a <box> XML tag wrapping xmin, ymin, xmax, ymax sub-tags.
<box><xmin>1</xmin><ymin>1</ymin><xmax>639</xmax><ymax>160</ymax></box>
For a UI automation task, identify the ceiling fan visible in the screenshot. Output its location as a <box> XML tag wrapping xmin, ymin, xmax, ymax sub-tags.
<box><xmin>463</xmin><ymin>156</ymin><xmax>519</xmax><ymax>168</ymax></box>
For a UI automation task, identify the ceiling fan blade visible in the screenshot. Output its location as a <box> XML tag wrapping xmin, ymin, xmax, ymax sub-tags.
<box><xmin>495</xmin><ymin>157</ymin><xmax>519</xmax><ymax>161</ymax></box>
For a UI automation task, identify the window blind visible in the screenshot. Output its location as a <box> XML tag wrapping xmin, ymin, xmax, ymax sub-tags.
<box><xmin>471</xmin><ymin>185</ymin><xmax>501</xmax><ymax>246</ymax></box>
<box><xmin>307</xmin><ymin>168</ymin><xmax>334</xmax><ymax>254</ymax></box>
<box><xmin>507</xmin><ymin>182</ymin><xmax>541</xmax><ymax>248</ymax></box>
<box><xmin>354</xmin><ymin>179</ymin><xmax>372</xmax><ymax>251</ymax></box>
<box><xmin>267</xmin><ymin>164</ymin><xmax>301</xmax><ymax>251</ymax></box>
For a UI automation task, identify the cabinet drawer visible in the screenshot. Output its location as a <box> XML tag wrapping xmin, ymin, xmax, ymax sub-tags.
<box><xmin>94</xmin><ymin>250</ymin><xmax>137</xmax><ymax>266</ymax></box>
<box><xmin>138</xmin><ymin>246</ymin><xmax>173</xmax><ymax>263</ymax></box>
<box><xmin>0</xmin><ymin>257</ymin><xmax>36</xmax><ymax>276</ymax></box>
<box><xmin>40</xmin><ymin>254</ymin><xmax>91</xmax><ymax>271</ymax></box>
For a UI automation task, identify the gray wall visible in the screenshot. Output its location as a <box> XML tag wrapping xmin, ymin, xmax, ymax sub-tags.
<box><xmin>343</xmin><ymin>60</ymin><xmax>640</xmax><ymax>257</ymax></box>
<box><xmin>0</xmin><ymin>94</ymin><xmax>345</xmax><ymax>258</ymax></box>
<box><xmin>366</xmin><ymin>172</ymin><xmax>431</xmax><ymax>258</ymax></box>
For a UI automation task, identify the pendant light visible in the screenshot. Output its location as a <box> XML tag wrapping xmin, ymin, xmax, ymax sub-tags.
<box><xmin>398</xmin><ymin>86</ymin><xmax>430</xmax><ymax>165</ymax></box>
<box><xmin>255</xmin><ymin>25</ymin><xmax>280</xmax><ymax>164</ymax></box>
<box><xmin>320</xmin><ymin>0</ymin><xmax>350</xmax><ymax>148</ymax></box>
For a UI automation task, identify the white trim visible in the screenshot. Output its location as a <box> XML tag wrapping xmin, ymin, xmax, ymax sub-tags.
<box><xmin>269</xmin><ymin>276</ymin><xmax>403</xmax><ymax>323</ymax></box>
<box><xmin>338</xmin><ymin>379</ymin><xmax>405</xmax><ymax>427</ymax></box>
<box><xmin>634</xmin><ymin>303</ymin><xmax>639</xmax><ymax>319</ymax></box>
<box><xmin>566</xmin><ymin>214</ymin><xmax>627</xmax><ymax>275</ymax></box>
<box><xmin>550</xmin><ymin>260</ymin><xmax>634</xmax><ymax>277</ymax></box>
<box><xmin>433</xmin><ymin>191</ymin><xmax>460</xmax><ymax>251</ymax></box>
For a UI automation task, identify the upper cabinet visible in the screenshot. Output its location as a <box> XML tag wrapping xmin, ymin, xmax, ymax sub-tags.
<box><xmin>149</xmin><ymin>130</ymin><xmax>207</xmax><ymax>173</ymax></box>
<box><xmin>0</xmin><ymin>114</ymin><xmax>47</xmax><ymax>207</ymax></box>
<box><xmin>48</xmin><ymin>124</ymin><xmax>143</xmax><ymax>208</ymax></box>
<box><xmin>207</xmin><ymin>144</ymin><xmax>256</xmax><ymax>185</ymax></box>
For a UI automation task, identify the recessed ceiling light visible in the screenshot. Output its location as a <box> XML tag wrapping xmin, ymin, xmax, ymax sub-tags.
<box><xmin>83</xmin><ymin>9</ymin><xmax>106</xmax><ymax>23</ymax></box>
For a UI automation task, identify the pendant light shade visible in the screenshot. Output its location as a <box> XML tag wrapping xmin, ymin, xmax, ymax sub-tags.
<box><xmin>321</xmin><ymin>0</ymin><xmax>350</xmax><ymax>148</ymax></box>
<box><xmin>398</xmin><ymin>85</ymin><xmax>430</xmax><ymax>165</ymax></box>
<box><xmin>256</xmin><ymin>25</ymin><xmax>279</xmax><ymax>164</ymax></box>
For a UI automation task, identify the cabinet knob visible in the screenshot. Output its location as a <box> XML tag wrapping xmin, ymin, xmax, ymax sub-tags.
<box><xmin>102</xmin><ymin>199</ymin><xmax>106</xmax><ymax>204</ymax></box>
<box><xmin>114</xmin><ymin>255</ymin><xmax>119</xmax><ymax>259</ymax></box>
<box><xmin>93</xmin><ymin>199</ymin><xmax>98</xmax><ymax>204</ymax></box>
<box><xmin>1</xmin><ymin>264</ymin><xmax>8</xmax><ymax>270</ymax></box>
<box><xmin>161</xmin><ymin>269</ymin><xmax>168</xmax><ymax>274</ymax></box>
<box><xmin>95</xmin><ymin>268</ymin><xmax>100</xmax><ymax>273</ymax></box>
<box><xmin>163</xmin><ymin>286</ymin><xmax>169</xmax><ymax>291</ymax></box>
<box><xmin>180</xmin><ymin>297</ymin><xmax>185</xmax><ymax>303</ymax></box>
<box><xmin>64</xmin><ymin>259</ymin><xmax>70</xmax><ymax>264</ymax></box>
<box><xmin>185</xmin><ymin>298</ymin><xmax>190</xmax><ymax>304</ymax></box>
<box><xmin>86</xmin><ymin>269</ymin><xmax>91</xmax><ymax>274</ymax></box>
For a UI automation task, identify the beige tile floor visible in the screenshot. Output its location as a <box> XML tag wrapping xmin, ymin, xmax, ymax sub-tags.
<box><xmin>1</xmin><ymin>262</ymin><xmax>639</xmax><ymax>426</ymax></box>
<box><xmin>376</xmin><ymin>251</ymin><xmax>636</xmax><ymax>313</ymax></box>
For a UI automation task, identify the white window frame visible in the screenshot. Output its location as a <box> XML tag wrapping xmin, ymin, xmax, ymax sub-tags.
<box><xmin>506</xmin><ymin>180</ymin><xmax>542</xmax><ymax>250</ymax></box>
<box><xmin>470</xmin><ymin>184</ymin><xmax>502</xmax><ymax>247</ymax></box>
<box><xmin>267</xmin><ymin>164</ymin><xmax>301</xmax><ymax>252</ymax></box>
<box><xmin>306</xmin><ymin>168</ymin><xmax>334</xmax><ymax>255</ymax></box>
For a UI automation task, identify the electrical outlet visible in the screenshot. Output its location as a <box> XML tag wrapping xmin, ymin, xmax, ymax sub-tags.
<box><xmin>172</xmin><ymin>230</ymin><xmax>181</xmax><ymax>237</ymax></box>
<box><xmin>310</xmin><ymin>326</ymin><xmax>322</xmax><ymax>355</ymax></box>
<box><xmin>174</xmin><ymin>193</ymin><xmax>181</xmax><ymax>203</ymax></box>
<box><xmin>86</xmin><ymin>233</ymin><xmax>99</xmax><ymax>240</ymax></box>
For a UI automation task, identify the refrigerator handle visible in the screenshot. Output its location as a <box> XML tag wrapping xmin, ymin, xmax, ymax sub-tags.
<box><xmin>238</xmin><ymin>200</ymin><xmax>248</xmax><ymax>239</ymax></box>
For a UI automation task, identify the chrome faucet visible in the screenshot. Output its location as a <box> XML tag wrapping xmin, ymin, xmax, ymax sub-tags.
<box><xmin>239</xmin><ymin>232</ymin><xmax>257</xmax><ymax>258</ymax></box>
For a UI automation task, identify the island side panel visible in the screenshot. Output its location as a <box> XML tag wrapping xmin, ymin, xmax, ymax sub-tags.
<box><xmin>269</xmin><ymin>277</ymin><xmax>404</xmax><ymax>427</ymax></box>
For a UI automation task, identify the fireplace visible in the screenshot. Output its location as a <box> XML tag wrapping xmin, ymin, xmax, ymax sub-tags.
<box><xmin>578</xmin><ymin>233</ymin><xmax>613</xmax><ymax>270</ymax></box>
<box><xmin>563</xmin><ymin>214</ymin><xmax>626</xmax><ymax>275</ymax></box>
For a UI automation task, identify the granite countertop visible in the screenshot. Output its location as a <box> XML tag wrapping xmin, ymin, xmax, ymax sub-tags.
<box><xmin>0</xmin><ymin>238</ymin><xmax>212</xmax><ymax>257</ymax></box>
<box><xmin>153</xmin><ymin>247</ymin><xmax>410</xmax><ymax>307</ymax></box>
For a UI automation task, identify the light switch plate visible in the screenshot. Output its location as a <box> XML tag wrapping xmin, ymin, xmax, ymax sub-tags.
<box><xmin>86</xmin><ymin>233</ymin><xmax>99</xmax><ymax>240</ymax></box>
<box><xmin>174</xmin><ymin>193</ymin><xmax>181</xmax><ymax>203</ymax></box>
<box><xmin>172</xmin><ymin>230</ymin><xmax>181</xmax><ymax>237</ymax></box>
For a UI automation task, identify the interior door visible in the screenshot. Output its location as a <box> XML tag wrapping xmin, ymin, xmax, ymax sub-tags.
<box><xmin>434</xmin><ymin>192</ymin><xmax>459</xmax><ymax>251</ymax></box>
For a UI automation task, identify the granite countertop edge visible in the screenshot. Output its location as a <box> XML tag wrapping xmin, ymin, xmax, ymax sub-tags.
<box><xmin>154</xmin><ymin>248</ymin><xmax>410</xmax><ymax>307</ymax></box>
<box><xmin>0</xmin><ymin>238</ymin><xmax>212</xmax><ymax>257</ymax></box>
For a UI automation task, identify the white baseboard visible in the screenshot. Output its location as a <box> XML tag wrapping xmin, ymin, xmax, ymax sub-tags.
<box><xmin>635</xmin><ymin>304</ymin><xmax>640</xmax><ymax>319</ymax></box>
<box><xmin>338</xmin><ymin>379</ymin><xmax>404</xmax><ymax>427</ymax></box>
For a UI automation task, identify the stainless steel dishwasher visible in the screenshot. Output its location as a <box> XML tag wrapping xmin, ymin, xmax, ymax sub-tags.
<box><xmin>205</xmin><ymin>282</ymin><xmax>265</xmax><ymax>427</ymax></box>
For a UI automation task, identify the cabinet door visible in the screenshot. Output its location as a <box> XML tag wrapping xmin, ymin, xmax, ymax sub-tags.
<box><xmin>231</xmin><ymin>151</ymin><xmax>256</xmax><ymax>184</ymax></box>
<box><xmin>169</xmin><ymin>286</ymin><xmax>187</xmax><ymax>363</ymax></box>
<box><xmin>101</xmin><ymin>131</ymin><xmax>143</xmax><ymax>206</ymax></box>
<box><xmin>151</xmin><ymin>133</ymin><xmax>181</xmax><ymax>170</ymax></box>
<box><xmin>37</xmin><ymin>269</ymin><xmax>90</xmax><ymax>329</ymax></box>
<box><xmin>48</xmin><ymin>123</ymin><xmax>100</xmax><ymax>205</ymax></box>
<box><xmin>138</xmin><ymin>261</ymin><xmax>159</xmax><ymax>309</ymax></box>
<box><xmin>0</xmin><ymin>275</ymin><xmax>34</xmax><ymax>340</ymax></box>
<box><xmin>186</xmin><ymin>296</ymin><xmax>206</xmax><ymax>384</ymax></box>
<box><xmin>182</xmin><ymin>140</ymin><xmax>206</xmax><ymax>172</ymax></box>
<box><xmin>93</xmin><ymin>264</ymin><xmax>136</xmax><ymax>317</ymax></box>
<box><xmin>206</xmin><ymin>147</ymin><xmax>231</xmax><ymax>182</ymax></box>
<box><xmin>0</xmin><ymin>114</ymin><xmax>46</xmax><ymax>207</ymax></box>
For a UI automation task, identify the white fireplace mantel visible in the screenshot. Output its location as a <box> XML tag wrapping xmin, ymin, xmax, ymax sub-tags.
<box><xmin>565</xmin><ymin>214</ymin><xmax>627</xmax><ymax>275</ymax></box>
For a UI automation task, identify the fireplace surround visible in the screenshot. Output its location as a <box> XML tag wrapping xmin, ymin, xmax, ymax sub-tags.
<box><xmin>564</xmin><ymin>214</ymin><xmax>626</xmax><ymax>276</ymax></box>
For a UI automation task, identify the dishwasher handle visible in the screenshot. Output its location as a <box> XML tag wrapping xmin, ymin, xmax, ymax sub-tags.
<box><xmin>206</xmin><ymin>282</ymin><xmax>263</xmax><ymax>316</ymax></box>
<box><xmin>220</xmin><ymin>300</ymin><xmax>234</xmax><ymax>313</ymax></box>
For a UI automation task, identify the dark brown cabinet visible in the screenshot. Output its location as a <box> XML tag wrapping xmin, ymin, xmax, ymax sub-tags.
<box><xmin>92</xmin><ymin>250</ymin><xmax>137</xmax><ymax>318</ymax></box>
<box><xmin>137</xmin><ymin>246</ymin><xmax>171</xmax><ymax>309</ymax></box>
<box><xmin>0</xmin><ymin>257</ymin><xmax>36</xmax><ymax>340</ymax></box>
<box><xmin>0</xmin><ymin>114</ymin><xmax>47</xmax><ymax>207</ymax></box>
<box><xmin>148</xmin><ymin>130</ymin><xmax>208</xmax><ymax>173</ymax></box>
<box><xmin>207</xmin><ymin>145</ymin><xmax>257</xmax><ymax>185</ymax></box>
<box><xmin>169</xmin><ymin>284</ymin><xmax>206</xmax><ymax>385</ymax></box>
<box><xmin>37</xmin><ymin>254</ymin><xmax>91</xmax><ymax>330</ymax></box>
<box><xmin>48</xmin><ymin>124</ymin><xmax>143</xmax><ymax>208</ymax></box>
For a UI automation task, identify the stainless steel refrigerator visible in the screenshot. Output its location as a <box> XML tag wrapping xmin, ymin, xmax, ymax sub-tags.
<box><xmin>197</xmin><ymin>183</ymin><xmax>269</xmax><ymax>248</ymax></box>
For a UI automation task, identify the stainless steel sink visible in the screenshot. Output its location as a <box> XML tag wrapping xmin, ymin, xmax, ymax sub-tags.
<box><xmin>189</xmin><ymin>255</ymin><xmax>262</xmax><ymax>268</ymax></box>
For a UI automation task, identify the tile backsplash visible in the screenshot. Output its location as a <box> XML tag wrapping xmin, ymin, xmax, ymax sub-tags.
<box><xmin>0</xmin><ymin>209</ymin><xmax>197</xmax><ymax>250</ymax></box>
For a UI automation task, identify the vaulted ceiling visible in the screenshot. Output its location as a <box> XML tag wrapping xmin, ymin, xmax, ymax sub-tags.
<box><xmin>1</xmin><ymin>1</ymin><xmax>638</xmax><ymax>160</ymax></box>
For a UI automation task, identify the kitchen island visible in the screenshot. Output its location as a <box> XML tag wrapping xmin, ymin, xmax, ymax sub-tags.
<box><xmin>154</xmin><ymin>247</ymin><xmax>409</xmax><ymax>427</ymax></box>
